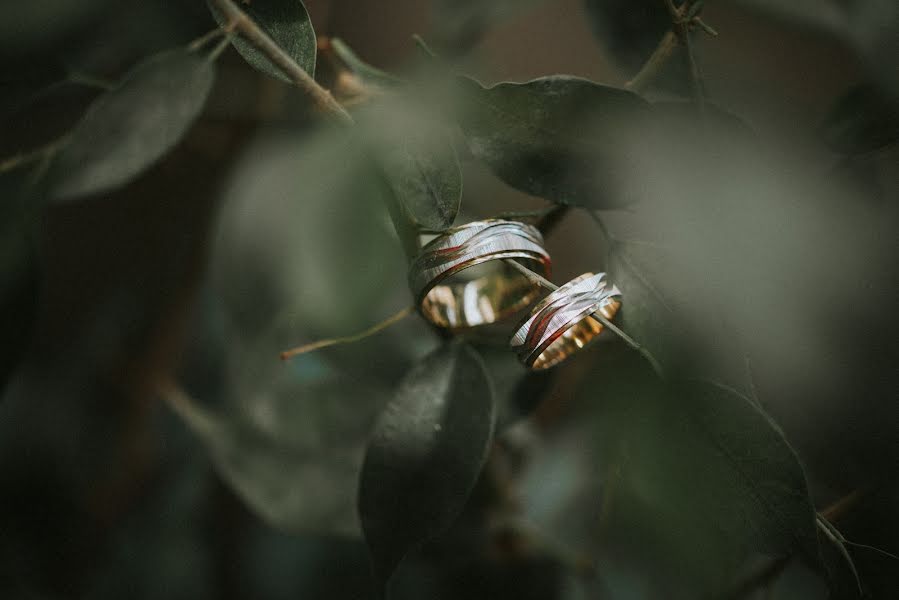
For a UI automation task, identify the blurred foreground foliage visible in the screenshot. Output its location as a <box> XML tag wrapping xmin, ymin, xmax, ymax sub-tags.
<box><xmin>0</xmin><ymin>1</ymin><xmax>897</xmax><ymax>599</ymax></box>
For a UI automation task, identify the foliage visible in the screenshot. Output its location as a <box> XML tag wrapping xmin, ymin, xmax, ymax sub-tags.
<box><xmin>0</xmin><ymin>0</ymin><xmax>896</xmax><ymax>599</ymax></box>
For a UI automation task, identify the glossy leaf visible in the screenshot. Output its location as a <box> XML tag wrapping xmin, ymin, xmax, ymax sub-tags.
<box><xmin>210</xmin><ymin>0</ymin><xmax>316</xmax><ymax>80</ymax></box>
<box><xmin>49</xmin><ymin>49</ymin><xmax>214</xmax><ymax>201</ymax></box>
<box><xmin>456</xmin><ymin>75</ymin><xmax>651</xmax><ymax>208</ymax></box>
<box><xmin>358</xmin><ymin>342</ymin><xmax>496</xmax><ymax>590</ymax></box>
<box><xmin>822</xmin><ymin>83</ymin><xmax>899</xmax><ymax>154</ymax></box>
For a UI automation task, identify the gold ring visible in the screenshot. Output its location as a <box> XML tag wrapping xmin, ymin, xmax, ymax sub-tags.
<box><xmin>510</xmin><ymin>272</ymin><xmax>621</xmax><ymax>370</ymax></box>
<box><xmin>408</xmin><ymin>219</ymin><xmax>552</xmax><ymax>329</ymax></box>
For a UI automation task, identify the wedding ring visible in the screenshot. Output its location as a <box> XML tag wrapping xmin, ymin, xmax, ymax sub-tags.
<box><xmin>510</xmin><ymin>272</ymin><xmax>621</xmax><ymax>370</ymax></box>
<box><xmin>409</xmin><ymin>219</ymin><xmax>551</xmax><ymax>329</ymax></box>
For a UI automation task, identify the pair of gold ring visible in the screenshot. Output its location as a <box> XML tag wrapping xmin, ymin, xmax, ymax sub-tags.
<box><xmin>408</xmin><ymin>219</ymin><xmax>621</xmax><ymax>370</ymax></box>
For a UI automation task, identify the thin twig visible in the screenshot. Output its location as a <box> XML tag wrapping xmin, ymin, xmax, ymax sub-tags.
<box><xmin>664</xmin><ymin>0</ymin><xmax>706</xmax><ymax>113</ymax></box>
<box><xmin>207</xmin><ymin>0</ymin><xmax>353</xmax><ymax>124</ymax></box>
<box><xmin>817</xmin><ymin>515</ymin><xmax>865</xmax><ymax>596</ymax></box>
<box><xmin>625</xmin><ymin>30</ymin><xmax>678</xmax><ymax>93</ymax></box>
<box><xmin>820</xmin><ymin>489</ymin><xmax>864</xmax><ymax>522</ymax></box>
<box><xmin>503</xmin><ymin>259</ymin><xmax>664</xmax><ymax>375</ymax></box>
<box><xmin>0</xmin><ymin>135</ymin><xmax>69</xmax><ymax>174</ymax></box>
<box><xmin>280</xmin><ymin>305</ymin><xmax>414</xmax><ymax>360</ymax></box>
<box><xmin>188</xmin><ymin>26</ymin><xmax>225</xmax><ymax>52</ymax></box>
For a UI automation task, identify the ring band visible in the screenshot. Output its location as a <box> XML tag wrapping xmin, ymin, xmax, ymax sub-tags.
<box><xmin>510</xmin><ymin>272</ymin><xmax>621</xmax><ymax>370</ymax></box>
<box><xmin>408</xmin><ymin>219</ymin><xmax>552</xmax><ymax>329</ymax></box>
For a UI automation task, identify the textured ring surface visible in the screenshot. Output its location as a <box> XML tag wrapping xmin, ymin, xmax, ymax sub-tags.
<box><xmin>408</xmin><ymin>219</ymin><xmax>551</xmax><ymax>329</ymax></box>
<box><xmin>510</xmin><ymin>272</ymin><xmax>621</xmax><ymax>370</ymax></box>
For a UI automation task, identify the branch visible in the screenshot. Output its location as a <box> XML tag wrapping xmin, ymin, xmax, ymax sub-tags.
<box><xmin>0</xmin><ymin>136</ymin><xmax>69</xmax><ymax>174</ymax></box>
<box><xmin>664</xmin><ymin>0</ymin><xmax>706</xmax><ymax>112</ymax></box>
<box><xmin>207</xmin><ymin>0</ymin><xmax>353</xmax><ymax>124</ymax></box>
<box><xmin>280</xmin><ymin>305</ymin><xmax>414</xmax><ymax>360</ymax></box>
<box><xmin>625</xmin><ymin>31</ymin><xmax>678</xmax><ymax>93</ymax></box>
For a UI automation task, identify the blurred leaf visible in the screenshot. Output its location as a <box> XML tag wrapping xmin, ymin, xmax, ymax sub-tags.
<box><xmin>587</xmin><ymin>354</ymin><xmax>820</xmax><ymax>594</ymax></box>
<box><xmin>733</xmin><ymin>0</ymin><xmax>899</xmax><ymax>96</ymax></box>
<box><xmin>583</xmin><ymin>0</ymin><xmax>672</xmax><ymax>71</ymax></box>
<box><xmin>455</xmin><ymin>75</ymin><xmax>651</xmax><ymax>208</ymax></box>
<box><xmin>49</xmin><ymin>49</ymin><xmax>214</xmax><ymax>202</ymax></box>
<box><xmin>209</xmin><ymin>0</ymin><xmax>316</xmax><ymax>81</ymax></box>
<box><xmin>0</xmin><ymin>0</ymin><xmax>113</xmax><ymax>55</ymax></box>
<box><xmin>606</xmin><ymin>241</ymin><xmax>690</xmax><ymax>374</ymax></box>
<box><xmin>822</xmin><ymin>83</ymin><xmax>899</xmax><ymax>154</ymax></box>
<box><xmin>210</xmin><ymin>127</ymin><xmax>406</xmax><ymax>351</ymax></box>
<box><xmin>361</xmin><ymin>101</ymin><xmax>463</xmax><ymax>231</ymax></box>
<box><xmin>330</xmin><ymin>38</ymin><xmax>401</xmax><ymax>89</ymax></box>
<box><xmin>358</xmin><ymin>342</ymin><xmax>496</xmax><ymax>590</ymax></box>
<box><xmin>0</xmin><ymin>171</ymin><xmax>41</xmax><ymax>393</ymax></box>
<box><xmin>169</xmin><ymin>375</ymin><xmax>389</xmax><ymax>537</ymax></box>
<box><xmin>582</xmin><ymin>0</ymin><xmax>691</xmax><ymax>93</ymax></box>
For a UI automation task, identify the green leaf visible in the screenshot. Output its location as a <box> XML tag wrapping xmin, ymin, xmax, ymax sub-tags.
<box><xmin>822</xmin><ymin>83</ymin><xmax>899</xmax><ymax>154</ymax></box>
<box><xmin>210</xmin><ymin>0</ymin><xmax>316</xmax><ymax>81</ymax></box>
<box><xmin>358</xmin><ymin>342</ymin><xmax>496</xmax><ymax>590</ymax></box>
<box><xmin>209</xmin><ymin>127</ymin><xmax>407</xmax><ymax>352</ymax></box>
<box><xmin>169</xmin><ymin>374</ymin><xmax>390</xmax><ymax>537</ymax></box>
<box><xmin>455</xmin><ymin>75</ymin><xmax>651</xmax><ymax>208</ymax></box>
<box><xmin>586</xmin><ymin>354</ymin><xmax>820</xmax><ymax>594</ymax></box>
<box><xmin>358</xmin><ymin>98</ymin><xmax>463</xmax><ymax>232</ymax></box>
<box><xmin>49</xmin><ymin>49</ymin><xmax>215</xmax><ymax>202</ymax></box>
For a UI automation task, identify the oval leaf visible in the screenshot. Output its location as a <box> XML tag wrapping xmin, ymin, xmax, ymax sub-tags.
<box><xmin>358</xmin><ymin>342</ymin><xmax>496</xmax><ymax>590</ymax></box>
<box><xmin>169</xmin><ymin>374</ymin><xmax>390</xmax><ymax>537</ymax></box>
<box><xmin>49</xmin><ymin>49</ymin><xmax>214</xmax><ymax>202</ymax></box>
<box><xmin>456</xmin><ymin>75</ymin><xmax>652</xmax><ymax>208</ymax></box>
<box><xmin>584</xmin><ymin>354</ymin><xmax>821</xmax><ymax>594</ymax></box>
<box><xmin>211</xmin><ymin>0</ymin><xmax>316</xmax><ymax>81</ymax></box>
<box><xmin>359</xmin><ymin>99</ymin><xmax>463</xmax><ymax>231</ymax></box>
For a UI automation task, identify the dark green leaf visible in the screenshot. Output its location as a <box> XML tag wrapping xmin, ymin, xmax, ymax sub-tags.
<box><xmin>0</xmin><ymin>0</ymin><xmax>113</xmax><ymax>55</ymax></box>
<box><xmin>586</xmin><ymin>354</ymin><xmax>820</xmax><ymax>593</ymax></box>
<box><xmin>210</xmin><ymin>127</ymin><xmax>406</xmax><ymax>348</ymax></box>
<box><xmin>170</xmin><ymin>374</ymin><xmax>389</xmax><ymax>536</ymax></box>
<box><xmin>456</xmin><ymin>75</ymin><xmax>651</xmax><ymax>208</ymax></box>
<box><xmin>583</xmin><ymin>0</ymin><xmax>673</xmax><ymax>72</ymax></box>
<box><xmin>359</xmin><ymin>99</ymin><xmax>463</xmax><ymax>231</ymax></box>
<box><xmin>49</xmin><ymin>49</ymin><xmax>214</xmax><ymax>202</ymax></box>
<box><xmin>582</xmin><ymin>0</ymin><xmax>690</xmax><ymax>94</ymax></box>
<box><xmin>822</xmin><ymin>83</ymin><xmax>899</xmax><ymax>154</ymax></box>
<box><xmin>210</xmin><ymin>0</ymin><xmax>316</xmax><ymax>81</ymax></box>
<box><xmin>358</xmin><ymin>342</ymin><xmax>496</xmax><ymax>590</ymax></box>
